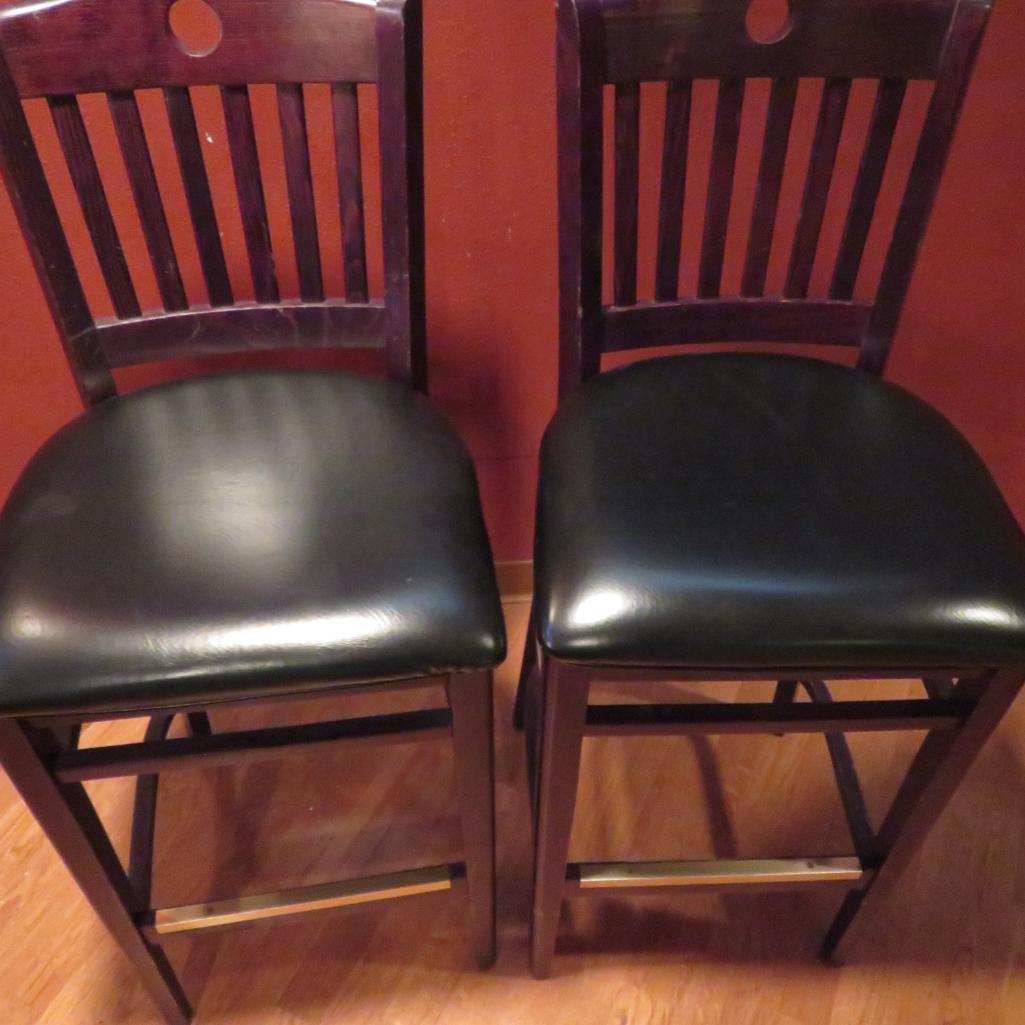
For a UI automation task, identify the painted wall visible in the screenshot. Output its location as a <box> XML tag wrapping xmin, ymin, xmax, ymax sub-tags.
<box><xmin>0</xmin><ymin>0</ymin><xmax>1022</xmax><ymax>562</ymax></box>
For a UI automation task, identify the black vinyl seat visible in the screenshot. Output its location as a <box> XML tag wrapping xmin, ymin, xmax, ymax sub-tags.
<box><xmin>535</xmin><ymin>353</ymin><xmax>1025</xmax><ymax>670</ymax></box>
<box><xmin>0</xmin><ymin>369</ymin><xmax>506</xmax><ymax>716</ymax></box>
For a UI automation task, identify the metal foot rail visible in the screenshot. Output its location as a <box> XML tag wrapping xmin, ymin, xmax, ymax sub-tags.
<box><xmin>138</xmin><ymin>863</ymin><xmax>465</xmax><ymax>938</ymax></box>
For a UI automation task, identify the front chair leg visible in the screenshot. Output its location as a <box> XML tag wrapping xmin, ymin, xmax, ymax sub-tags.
<box><xmin>530</xmin><ymin>658</ymin><xmax>589</xmax><ymax>978</ymax></box>
<box><xmin>446</xmin><ymin>671</ymin><xmax>497</xmax><ymax>969</ymax></box>
<box><xmin>0</xmin><ymin>717</ymin><xmax>192</xmax><ymax>1025</ymax></box>
<box><xmin>822</xmin><ymin>665</ymin><xmax>1025</xmax><ymax>962</ymax></box>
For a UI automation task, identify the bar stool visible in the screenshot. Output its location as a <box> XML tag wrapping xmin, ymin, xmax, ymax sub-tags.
<box><xmin>0</xmin><ymin>2</ymin><xmax>503</xmax><ymax>1022</ymax></box>
<box><xmin>519</xmin><ymin>0</ymin><xmax>1023</xmax><ymax>978</ymax></box>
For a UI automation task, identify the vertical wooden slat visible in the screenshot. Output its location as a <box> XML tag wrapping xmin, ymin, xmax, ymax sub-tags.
<box><xmin>0</xmin><ymin>51</ymin><xmax>112</xmax><ymax>403</ymax></box>
<box><xmin>221</xmin><ymin>84</ymin><xmax>278</xmax><ymax>303</ymax></box>
<box><xmin>49</xmin><ymin>95</ymin><xmax>140</xmax><ymax>319</ymax></box>
<box><xmin>163</xmin><ymin>86</ymin><xmax>233</xmax><ymax>307</ymax></box>
<box><xmin>277</xmin><ymin>83</ymin><xmax>324</xmax><ymax>303</ymax></box>
<box><xmin>698</xmin><ymin>77</ymin><xmax>744</xmax><ymax>299</ymax></box>
<box><xmin>376</xmin><ymin>0</ymin><xmax>427</xmax><ymax>390</ymax></box>
<box><xmin>332</xmin><ymin>82</ymin><xmax>369</xmax><ymax>302</ymax></box>
<box><xmin>784</xmin><ymin>77</ymin><xmax>851</xmax><ymax>299</ymax></box>
<box><xmin>829</xmin><ymin>78</ymin><xmax>907</xmax><ymax>300</ymax></box>
<box><xmin>654</xmin><ymin>80</ymin><xmax>691</xmax><ymax>302</ymax></box>
<box><xmin>741</xmin><ymin>77</ymin><xmax>797</xmax><ymax>297</ymax></box>
<box><xmin>613</xmin><ymin>82</ymin><xmax>640</xmax><ymax>307</ymax></box>
<box><xmin>108</xmin><ymin>91</ymin><xmax>187</xmax><ymax>312</ymax></box>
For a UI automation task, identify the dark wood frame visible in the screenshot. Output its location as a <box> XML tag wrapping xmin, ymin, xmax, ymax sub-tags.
<box><xmin>523</xmin><ymin>663</ymin><xmax>1023</xmax><ymax>975</ymax></box>
<box><xmin>0</xmin><ymin>672</ymin><xmax>495</xmax><ymax>1024</ymax></box>
<box><xmin>0</xmin><ymin>3</ymin><xmax>493</xmax><ymax>1022</ymax></box>
<box><xmin>0</xmin><ymin>0</ymin><xmax>427</xmax><ymax>402</ymax></box>
<box><xmin>521</xmin><ymin>0</ymin><xmax>1012</xmax><ymax>978</ymax></box>
<box><xmin>554</xmin><ymin>0</ymin><xmax>993</xmax><ymax>391</ymax></box>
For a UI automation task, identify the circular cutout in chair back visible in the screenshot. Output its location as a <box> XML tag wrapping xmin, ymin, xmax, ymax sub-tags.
<box><xmin>168</xmin><ymin>0</ymin><xmax>224</xmax><ymax>58</ymax></box>
<box><xmin>745</xmin><ymin>0</ymin><xmax>792</xmax><ymax>44</ymax></box>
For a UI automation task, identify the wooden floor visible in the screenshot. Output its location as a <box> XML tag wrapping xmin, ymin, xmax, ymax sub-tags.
<box><xmin>3</xmin><ymin>600</ymin><xmax>1025</xmax><ymax>1024</ymax></box>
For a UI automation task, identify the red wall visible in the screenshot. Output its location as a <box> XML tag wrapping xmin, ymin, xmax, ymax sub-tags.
<box><xmin>0</xmin><ymin>0</ymin><xmax>1023</xmax><ymax>561</ymax></box>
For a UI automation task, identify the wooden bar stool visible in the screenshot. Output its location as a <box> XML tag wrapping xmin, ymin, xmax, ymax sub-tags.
<box><xmin>519</xmin><ymin>0</ymin><xmax>1023</xmax><ymax>978</ymax></box>
<box><xmin>0</xmin><ymin>2</ymin><xmax>503</xmax><ymax>1022</ymax></box>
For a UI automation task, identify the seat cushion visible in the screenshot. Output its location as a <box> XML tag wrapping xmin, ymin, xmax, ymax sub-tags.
<box><xmin>0</xmin><ymin>370</ymin><xmax>505</xmax><ymax>716</ymax></box>
<box><xmin>536</xmin><ymin>353</ymin><xmax>1025</xmax><ymax>669</ymax></box>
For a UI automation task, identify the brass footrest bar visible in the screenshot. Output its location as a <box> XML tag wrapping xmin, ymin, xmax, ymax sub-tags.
<box><xmin>584</xmin><ymin>699</ymin><xmax>971</xmax><ymax>736</ymax></box>
<box><xmin>54</xmin><ymin>708</ymin><xmax>452</xmax><ymax>782</ymax></box>
<box><xmin>139</xmin><ymin>863</ymin><xmax>464</xmax><ymax>937</ymax></box>
<box><xmin>568</xmin><ymin>857</ymin><xmax>865</xmax><ymax>896</ymax></box>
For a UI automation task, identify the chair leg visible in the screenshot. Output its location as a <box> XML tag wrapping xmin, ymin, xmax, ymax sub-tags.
<box><xmin>530</xmin><ymin>658</ymin><xmax>589</xmax><ymax>978</ymax></box>
<box><xmin>184</xmin><ymin>712</ymin><xmax>213</xmax><ymax>737</ymax></box>
<box><xmin>772</xmin><ymin>680</ymin><xmax>800</xmax><ymax>737</ymax></box>
<box><xmin>513</xmin><ymin>598</ymin><xmax>538</xmax><ymax>730</ymax></box>
<box><xmin>774</xmin><ymin>680</ymin><xmax>798</xmax><ymax>704</ymax></box>
<box><xmin>446</xmin><ymin>671</ymin><xmax>497</xmax><ymax>969</ymax></box>
<box><xmin>515</xmin><ymin>603</ymin><xmax>543</xmax><ymax>820</ymax></box>
<box><xmin>822</xmin><ymin>666</ymin><xmax>1025</xmax><ymax>962</ymax></box>
<box><xmin>50</xmin><ymin>722</ymin><xmax>82</xmax><ymax>750</ymax></box>
<box><xmin>524</xmin><ymin>657</ymin><xmax>542</xmax><ymax>825</ymax></box>
<box><xmin>0</xmin><ymin>718</ymin><xmax>192</xmax><ymax>1025</ymax></box>
<box><xmin>128</xmin><ymin>714</ymin><xmax>174</xmax><ymax>910</ymax></box>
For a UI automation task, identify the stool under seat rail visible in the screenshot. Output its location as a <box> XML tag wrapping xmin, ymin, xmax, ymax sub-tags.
<box><xmin>523</xmin><ymin>0</ymin><xmax>1013</xmax><ymax>981</ymax></box>
<box><xmin>0</xmin><ymin>670</ymin><xmax>496</xmax><ymax>1025</ymax></box>
<box><xmin>524</xmin><ymin>662</ymin><xmax>1024</xmax><ymax>977</ymax></box>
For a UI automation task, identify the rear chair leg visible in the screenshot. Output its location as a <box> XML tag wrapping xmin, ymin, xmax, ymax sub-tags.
<box><xmin>774</xmin><ymin>680</ymin><xmax>798</xmax><ymax>705</ymax></box>
<box><xmin>513</xmin><ymin>599</ymin><xmax>537</xmax><ymax>730</ymax></box>
<box><xmin>772</xmin><ymin>680</ymin><xmax>799</xmax><ymax>736</ymax></box>
<box><xmin>530</xmin><ymin>658</ymin><xmax>589</xmax><ymax>978</ymax></box>
<box><xmin>0</xmin><ymin>718</ymin><xmax>192</xmax><ymax>1025</ymax></box>
<box><xmin>447</xmin><ymin>671</ymin><xmax>497</xmax><ymax>969</ymax></box>
<box><xmin>128</xmin><ymin>714</ymin><xmax>174</xmax><ymax>910</ymax></box>
<box><xmin>514</xmin><ymin>602</ymin><xmax>544</xmax><ymax>817</ymax></box>
<box><xmin>184</xmin><ymin>712</ymin><xmax>213</xmax><ymax>737</ymax></box>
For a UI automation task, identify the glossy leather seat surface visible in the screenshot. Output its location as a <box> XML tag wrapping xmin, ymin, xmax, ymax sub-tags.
<box><xmin>536</xmin><ymin>353</ymin><xmax>1025</xmax><ymax>669</ymax></box>
<box><xmin>0</xmin><ymin>370</ymin><xmax>505</xmax><ymax>716</ymax></box>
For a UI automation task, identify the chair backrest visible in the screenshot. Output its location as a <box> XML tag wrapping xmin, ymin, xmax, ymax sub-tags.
<box><xmin>0</xmin><ymin>0</ymin><xmax>425</xmax><ymax>405</ymax></box>
<box><xmin>557</xmin><ymin>0</ymin><xmax>993</xmax><ymax>395</ymax></box>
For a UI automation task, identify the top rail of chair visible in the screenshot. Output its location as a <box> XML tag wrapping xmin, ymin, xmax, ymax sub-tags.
<box><xmin>0</xmin><ymin>0</ymin><xmax>397</xmax><ymax>97</ymax></box>
<box><xmin>576</xmin><ymin>0</ymin><xmax>992</xmax><ymax>83</ymax></box>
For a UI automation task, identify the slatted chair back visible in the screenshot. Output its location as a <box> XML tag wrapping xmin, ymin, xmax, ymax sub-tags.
<box><xmin>557</xmin><ymin>0</ymin><xmax>993</xmax><ymax>394</ymax></box>
<box><xmin>0</xmin><ymin>0</ymin><xmax>425</xmax><ymax>405</ymax></box>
